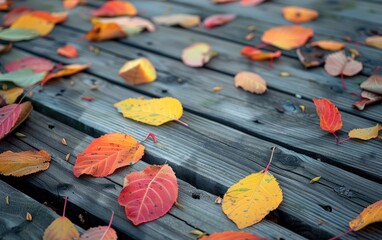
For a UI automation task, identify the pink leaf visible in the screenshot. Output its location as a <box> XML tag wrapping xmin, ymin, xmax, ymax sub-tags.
<box><xmin>118</xmin><ymin>164</ymin><xmax>178</xmax><ymax>225</ymax></box>
<box><xmin>5</xmin><ymin>56</ymin><xmax>54</xmax><ymax>73</ymax></box>
<box><xmin>0</xmin><ymin>104</ymin><xmax>21</xmax><ymax>140</ymax></box>
<box><xmin>324</xmin><ymin>51</ymin><xmax>362</xmax><ymax>77</ymax></box>
<box><xmin>80</xmin><ymin>212</ymin><xmax>117</xmax><ymax>240</ymax></box>
<box><xmin>203</xmin><ymin>14</ymin><xmax>236</xmax><ymax>29</ymax></box>
<box><xmin>240</xmin><ymin>0</ymin><xmax>266</xmax><ymax>6</ymax></box>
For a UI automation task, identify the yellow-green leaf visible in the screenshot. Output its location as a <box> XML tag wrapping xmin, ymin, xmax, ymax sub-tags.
<box><xmin>348</xmin><ymin>124</ymin><xmax>382</xmax><ymax>140</ymax></box>
<box><xmin>114</xmin><ymin>97</ymin><xmax>184</xmax><ymax>126</ymax></box>
<box><xmin>43</xmin><ymin>216</ymin><xmax>80</xmax><ymax>240</ymax></box>
<box><xmin>222</xmin><ymin>171</ymin><xmax>283</xmax><ymax>229</ymax></box>
<box><xmin>310</xmin><ymin>176</ymin><xmax>321</xmax><ymax>184</ymax></box>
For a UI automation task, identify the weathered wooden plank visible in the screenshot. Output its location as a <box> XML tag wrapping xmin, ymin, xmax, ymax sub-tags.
<box><xmin>1</xmin><ymin>45</ymin><xmax>382</xmax><ymax>238</ymax></box>
<box><xmin>0</xmin><ymin>180</ymin><xmax>79</xmax><ymax>240</ymax></box>
<box><xmin>0</xmin><ymin>112</ymin><xmax>305</xmax><ymax>240</ymax></box>
<box><xmin>123</xmin><ymin>0</ymin><xmax>382</xmax><ymax>75</ymax></box>
<box><xmin>6</xmin><ymin>28</ymin><xmax>382</xmax><ymax>183</ymax></box>
<box><xmin>4</xmin><ymin>1</ymin><xmax>380</xmax><ymax>121</ymax></box>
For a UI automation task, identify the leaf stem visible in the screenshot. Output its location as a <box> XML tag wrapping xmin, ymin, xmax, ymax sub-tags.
<box><xmin>174</xmin><ymin>118</ymin><xmax>189</xmax><ymax>127</ymax></box>
<box><xmin>332</xmin><ymin>132</ymin><xmax>340</xmax><ymax>145</ymax></box>
<box><xmin>338</xmin><ymin>137</ymin><xmax>350</xmax><ymax>144</ymax></box>
<box><xmin>264</xmin><ymin>147</ymin><xmax>276</xmax><ymax>173</ymax></box>
<box><xmin>269</xmin><ymin>57</ymin><xmax>274</xmax><ymax>68</ymax></box>
<box><xmin>372</xmin><ymin>66</ymin><xmax>381</xmax><ymax>76</ymax></box>
<box><xmin>100</xmin><ymin>211</ymin><xmax>114</xmax><ymax>240</ymax></box>
<box><xmin>62</xmin><ymin>196</ymin><xmax>68</xmax><ymax>217</ymax></box>
<box><xmin>143</xmin><ymin>132</ymin><xmax>157</xmax><ymax>143</ymax></box>
<box><xmin>254</xmin><ymin>42</ymin><xmax>268</xmax><ymax>49</ymax></box>
<box><xmin>328</xmin><ymin>228</ymin><xmax>354</xmax><ymax>240</ymax></box>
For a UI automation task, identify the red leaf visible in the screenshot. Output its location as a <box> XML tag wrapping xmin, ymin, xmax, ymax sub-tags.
<box><xmin>203</xmin><ymin>14</ymin><xmax>236</xmax><ymax>29</ymax></box>
<box><xmin>313</xmin><ymin>98</ymin><xmax>343</xmax><ymax>142</ymax></box>
<box><xmin>118</xmin><ymin>164</ymin><xmax>178</xmax><ymax>225</ymax></box>
<box><xmin>57</xmin><ymin>45</ymin><xmax>78</xmax><ymax>58</ymax></box>
<box><xmin>0</xmin><ymin>104</ymin><xmax>21</xmax><ymax>140</ymax></box>
<box><xmin>73</xmin><ymin>133</ymin><xmax>144</xmax><ymax>177</ymax></box>
<box><xmin>5</xmin><ymin>56</ymin><xmax>54</xmax><ymax>73</ymax></box>
<box><xmin>3</xmin><ymin>7</ymin><xmax>33</xmax><ymax>27</ymax></box>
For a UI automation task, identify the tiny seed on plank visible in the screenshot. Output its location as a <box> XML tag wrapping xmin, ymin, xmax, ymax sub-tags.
<box><xmin>26</xmin><ymin>212</ymin><xmax>32</xmax><ymax>222</ymax></box>
<box><xmin>65</xmin><ymin>153</ymin><xmax>71</xmax><ymax>161</ymax></box>
<box><xmin>61</xmin><ymin>138</ymin><xmax>67</xmax><ymax>146</ymax></box>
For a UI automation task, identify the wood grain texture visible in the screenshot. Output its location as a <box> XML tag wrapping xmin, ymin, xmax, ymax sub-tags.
<box><xmin>0</xmin><ymin>180</ymin><xmax>74</xmax><ymax>240</ymax></box>
<box><xmin>1</xmin><ymin>112</ymin><xmax>305</xmax><ymax>240</ymax></box>
<box><xmin>0</xmin><ymin>54</ymin><xmax>381</xmax><ymax>238</ymax></box>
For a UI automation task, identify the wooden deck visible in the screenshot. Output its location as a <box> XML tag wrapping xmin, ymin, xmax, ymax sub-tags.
<box><xmin>1</xmin><ymin>0</ymin><xmax>382</xmax><ymax>239</ymax></box>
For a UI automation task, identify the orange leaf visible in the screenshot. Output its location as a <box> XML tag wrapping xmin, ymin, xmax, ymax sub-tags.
<box><xmin>10</xmin><ymin>14</ymin><xmax>55</xmax><ymax>36</ymax></box>
<box><xmin>63</xmin><ymin>0</ymin><xmax>86</xmax><ymax>10</ymax></box>
<box><xmin>313</xmin><ymin>98</ymin><xmax>342</xmax><ymax>137</ymax></box>
<box><xmin>311</xmin><ymin>40</ymin><xmax>345</xmax><ymax>51</ymax></box>
<box><xmin>119</xmin><ymin>57</ymin><xmax>156</xmax><ymax>85</ymax></box>
<box><xmin>200</xmin><ymin>231</ymin><xmax>266</xmax><ymax>240</ymax></box>
<box><xmin>262</xmin><ymin>25</ymin><xmax>314</xmax><ymax>50</ymax></box>
<box><xmin>324</xmin><ymin>51</ymin><xmax>363</xmax><ymax>77</ymax></box>
<box><xmin>282</xmin><ymin>6</ymin><xmax>319</xmax><ymax>23</ymax></box>
<box><xmin>365</xmin><ymin>36</ymin><xmax>382</xmax><ymax>49</ymax></box>
<box><xmin>118</xmin><ymin>164</ymin><xmax>178</xmax><ymax>225</ymax></box>
<box><xmin>349</xmin><ymin>200</ymin><xmax>382</xmax><ymax>231</ymax></box>
<box><xmin>41</xmin><ymin>63</ymin><xmax>90</xmax><ymax>86</ymax></box>
<box><xmin>222</xmin><ymin>152</ymin><xmax>283</xmax><ymax>229</ymax></box>
<box><xmin>92</xmin><ymin>1</ymin><xmax>137</xmax><ymax>17</ymax></box>
<box><xmin>30</xmin><ymin>11</ymin><xmax>68</xmax><ymax>24</ymax></box>
<box><xmin>348</xmin><ymin>124</ymin><xmax>382</xmax><ymax>140</ymax></box>
<box><xmin>0</xmin><ymin>0</ymin><xmax>11</xmax><ymax>11</ymax></box>
<box><xmin>57</xmin><ymin>45</ymin><xmax>78</xmax><ymax>58</ymax></box>
<box><xmin>182</xmin><ymin>42</ymin><xmax>213</xmax><ymax>67</ymax></box>
<box><xmin>73</xmin><ymin>133</ymin><xmax>144</xmax><ymax>177</ymax></box>
<box><xmin>0</xmin><ymin>150</ymin><xmax>51</xmax><ymax>177</ymax></box>
<box><xmin>92</xmin><ymin>16</ymin><xmax>155</xmax><ymax>33</ymax></box>
<box><xmin>234</xmin><ymin>71</ymin><xmax>267</xmax><ymax>94</ymax></box>
<box><xmin>241</xmin><ymin>46</ymin><xmax>281</xmax><ymax>60</ymax></box>
<box><xmin>85</xmin><ymin>22</ymin><xmax>127</xmax><ymax>41</ymax></box>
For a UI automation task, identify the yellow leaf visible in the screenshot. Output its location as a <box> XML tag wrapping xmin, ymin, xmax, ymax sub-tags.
<box><xmin>119</xmin><ymin>58</ymin><xmax>157</xmax><ymax>85</ymax></box>
<box><xmin>114</xmin><ymin>97</ymin><xmax>184</xmax><ymax>126</ymax></box>
<box><xmin>0</xmin><ymin>150</ymin><xmax>51</xmax><ymax>177</ymax></box>
<box><xmin>348</xmin><ymin>124</ymin><xmax>382</xmax><ymax>140</ymax></box>
<box><xmin>43</xmin><ymin>216</ymin><xmax>80</xmax><ymax>240</ymax></box>
<box><xmin>0</xmin><ymin>87</ymin><xmax>24</xmax><ymax>104</ymax></box>
<box><xmin>349</xmin><ymin>199</ymin><xmax>382</xmax><ymax>231</ymax></box>
<box><xmin>10</xmin><ymin>14</ymin><xmax>54</xmax><ymax>36</ymax></box>
<box><xmin>222</xmin><ymin>171</ymin><xmax>283</xmax><ymax>229</ymax></box>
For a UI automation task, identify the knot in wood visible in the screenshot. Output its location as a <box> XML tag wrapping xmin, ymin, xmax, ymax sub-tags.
<box><xmin>336</xmin><ymin>186</ymin><xmax>354</xmax><ymax>198</ymax></box>
<box><xmin>274</xmin><ymin>153</ymin><xmax>301</xmax><ymax>170</ymax></box>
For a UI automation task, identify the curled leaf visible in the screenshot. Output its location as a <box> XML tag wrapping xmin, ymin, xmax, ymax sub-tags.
<box><xmin>262</xmin><ymin>25</ymin><xmax>314</xmax><ymax>50</ymax></box>
<box><xmin>92</xmin><ymin>16</ymin><xmax>155</xmax><ymax>33</ymax></box>
<box><xmin>0</xmin><ymin>0</ymin><xmax>11</xmax><ymax>11</ymax></box>
<box><xmin>73</xmin><ymin>133</ymin><xmax>144</xmax><ymax>177</ymax></box>
<box><xmin>114</xmin><ymin>97</ymin><xmax>184</xmax><ymax>126</ymax></box>
<box><xmin>348</xmin><ymin>124</ymin><xmax>382</xmax><ymax>140</ymax></box>
<box><xmin>118</xmin><ymin>164</ymin><xmax>178</xmax><ymax>225</ymax></box>
<box><xmin>353</xmin><ymin>91</ymin><xmax>382</xmax><ymax>111</ymax></box>
<box><xmin>311</xmin><ymin>40</ymin><xmax>345</xmax><ymax>51</ymax></box>
<box><xmin>349</xmin><ymin>200</ymin><xmax>382</xmax><ymax>231</ymax></box>
<box><xmin>203</xmin><ymin>14</ymin><xmax>236</xmax><ymax>29</ymax></box>
<box><xmin>0</xmin><ymin>42</ymin><xmax>12</xmax><ymax>54</ymax></box>
<box><xmin>57</xmin><ymin>45</ymin><xmax>78</xmax><ymax>58</ymax></box>
<box><xmin>152</xmin><ymin>14</ymin><xmax>201</xmax><ymax>28</ymax></box>
<box><xmin>63</xmin><ymin>0</ymin><xmax>86</xmax><ymax>10</ymax></box>
<box><xmin>0</xmin><ymin>150</ymin><xmax>51</xmax><ymax>177</ymax></box>
<box><xmin>234</xmin><ymin>71</ymin><xmax>267</xmax><ymax>94</ymax></box>
<box><xmin>200</xmin><ymin>231</ymin><xmax>266</xmax><ymax>240</ymax></box>
<box><xmin>296</xmin><ymin>46</ymin><xmax>325</xmax><ymax>68</ymax></box>
<box><xmin>365</xmin><ymin>36</ymin><xmax>382</xmax><ymax>49</ymax></box>
<box><xmin>182</xmin><ymin>42</ymin><xmax>213</xmax><ymax>67</ymax></box>
<box><xmin>282</xmin><ymin>6</ymin><xmax>319</xmax><ymax>23</ymax></box>
<box><xmin>85</xmin><ymin>22</ymin><xmax>127</xmax><ymax>41</ymax></box>
<box><xmin>241</xmin><ymin>46</ymin><xmax>281</xmax><ymax>61</ymax></box>
<box><xmin>119</xmin><ymin>58</ymin><xmax>156</xmax><ymax>85</ymax></box>
<box><xmin>92</xmin><ymin>1</ymin><xmax>137</xmax><ymax>17</ymax></box>
<box><xmin>360</xmin><ymin>74</ymin><xmax>382</xmax><ymax>95</ymax></box>
<box><xmin>41</xmin><ymin>63</ymin><xmax>91</xmax><ymax>86</ymax></box>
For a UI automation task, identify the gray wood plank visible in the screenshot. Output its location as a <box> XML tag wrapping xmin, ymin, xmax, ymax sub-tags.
<box><xmin>6</xmin><ymin>28</ymin><xmax>382</xmax><ymax>182</ymax></box>
<box><xmin>1</xmin><ymin>51</ymin><xmax>381</xmax><ymax>238</ymax></box>
<box><xmin>0</xmin><ymin>112</ymin><xmax>304</xmax><ymax>240</ymax></box>
<box><xmin>0</xmin><ymin>180</ymin><xmax>75</xmax><ymax>240</ymax></box>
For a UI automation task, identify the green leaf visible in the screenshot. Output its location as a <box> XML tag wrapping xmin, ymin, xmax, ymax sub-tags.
<box><xmin>0</xmin><ymin>69</ymin><xmax>46</xmax><ymax>87</ymax></box>
<box><xmin>0</xmin><ymin>29</ymin><xmax>39</xmax><ymax>42</ymax></box>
